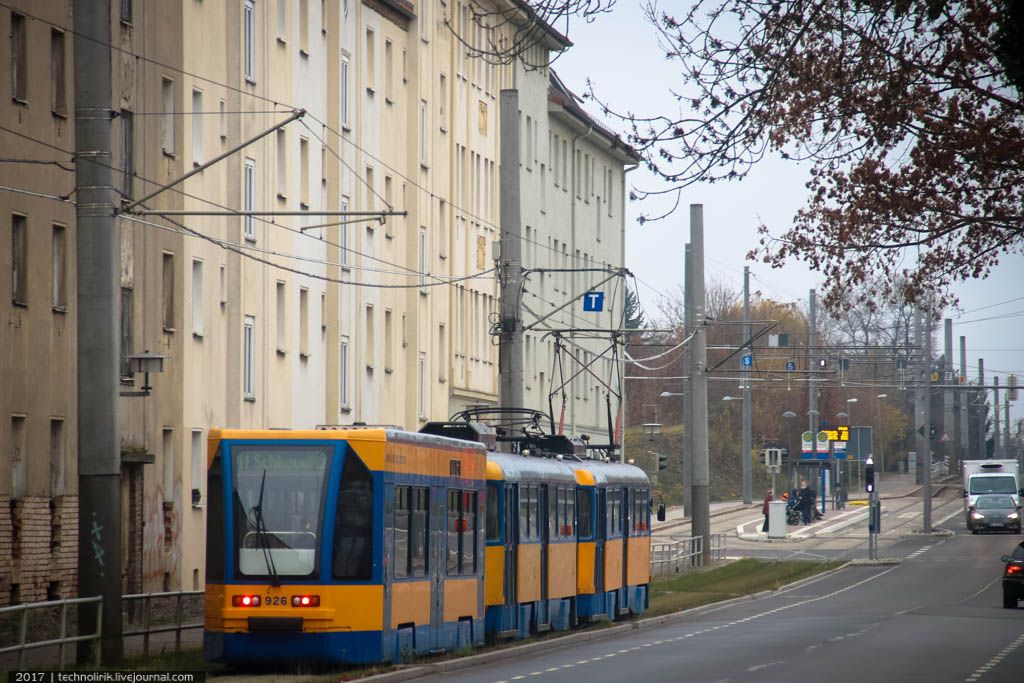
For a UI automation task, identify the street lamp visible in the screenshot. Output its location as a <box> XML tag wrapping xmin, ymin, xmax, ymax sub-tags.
<box><xmin>119</xmin><ymin>350</ymin><xmax>168</xmax><ymax>397</ymax></box>
<box><xmin>846</xmin><ymin>397</ymin><xmax>859</xmax><ymax>488</ymax></box>
<box><xmin>659</xmin><ymin>391</ymin><xmax>682</xmax><ymax>398</ymax></box>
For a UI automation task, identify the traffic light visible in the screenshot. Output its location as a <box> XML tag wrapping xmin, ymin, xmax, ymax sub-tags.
<box><xmin>865</xmin><ymin>456</ymin><xmax>875</xmax><ymax>493</ymax></box>
<box><xmin>658</xmin><ymin>453</ymin><xmax>668</xmax><ymax>471</ymax></box>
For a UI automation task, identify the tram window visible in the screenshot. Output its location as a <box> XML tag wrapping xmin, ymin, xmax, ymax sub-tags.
<box><xmin>486</xmin><ymin>482</ymin><xmax>500</xmax><ymax>541</ymax></box>
<box><xmin>577</xmin><ymin>490</ymin><xmax>592</xmax><ymax>540</ymax></box>
<box><xmin>206</xmin><ymin>456</ymin><xmax>224</xmax><ymax>581</ymax></box>
<box><xmin>530</xmin><ymin>485</ymin><xmax>540</xmax><ymax>539</ymax></box>
<box><xmin>566</xmin><ymin>488</ymin><xmax>575</xmax><ymax>536</ymax></box>
<box><xmin>394</xmin><ymin>486</ymin><xmax>410</xmax><ymax>578</ymax></box>
<box><xmin>519</xmin><ymin>485</ymin><xmax>529</xmax><ymax>541</ymax></box>
<box><xmin>547</xmin><ymin>485</ymin><xmax>558</xmax><ymax>540</ymax></box>
<box><xmin>332</xmin><ymin>453</ymin><xmax>374</xmax><ymax>580</ymax></box>
<box><xmin>463</xmin><ymin>490</ymin><xmax>477</xmax><ymax>573</ymax></box>
<box><xmin>607</xmin><ymin>489</ymin><xmax>620</xmax><ymax>536</ymax></box>
<box><xmin>447</xmin><ymin>489</ymin><xmax>461</xmax><ymax>575</ymax></box>
<box><xmin>411</xmin><ymin>487</ymin><xmax>428</xmax><ymax>577</ymax></box>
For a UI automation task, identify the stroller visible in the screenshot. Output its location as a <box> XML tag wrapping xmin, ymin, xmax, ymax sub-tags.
<box><xmin>785</xmin><ymin>496</ymin><xmax>802</xmax><ymax>525</ymax></box>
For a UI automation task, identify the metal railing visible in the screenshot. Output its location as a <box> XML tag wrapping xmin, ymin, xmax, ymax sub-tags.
<box><xmin>651</xmin><ymin>533</ymin><xmax>728</xmax><ymax>577</ymax></box>
<box><xmin>0</xmin><ymin>596</ymin><xmax>102</xmax><ymax>670</ymax></box>
<box><xmin>122</xmin><ymin>590</ymin><xmax>204</xmax><ymax>658</ymax></box>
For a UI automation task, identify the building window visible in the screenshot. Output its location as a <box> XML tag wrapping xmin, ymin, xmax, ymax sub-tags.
<box><xmin>364</xmin><ymin>305</ymin><xmax>375</xmax><ymax>370</ymax></box>
<box><xmin>300</xmin><ymin>137</ymin><xmax>310</xmax><ymax>208</ymax></box>
<box><xmin>161</xmin><ymin>252</ymin><xmax>175</xmax><ymax>331</ymax></box>
<box><xmin>418</xmin><ymin>352</ymin><xmax>426</xmax><ymax>419</ymax></box>
<box><xmin>438</xmin><ymin>74</ymin><xmax>447</xmax><ymax>131</ymax></box>
<box><xmin>191</xmin><ymin>259</ymin><xmax>204</xmax><ymax>337</ymax></box>
<box><xmin>121</xmin><ymin>110</ymin><xmax>134</xmax><ymax>197</ymax></box>
<box><xmin>11</xmin><ymin>415</ymin><xmax>26</xmax><ymax>499</ymax></box>
<box><xmin>299</xmin><ymin>0</ymin><xmax>309</xmax><ymax>53</ymax></box>
<box><xmin>365</xmin><ymin>28</ymin><xmax>375</xmax><ymax>92</ymax></box>
<box><xmin>192</xmin><ymin>89</ymin><xmax>204</xmax><ymax>165</ymax></box>
<box><xmin>420</xmin><ymin>0</ymin><xmax>429</xmax><ymax>41</ymax></box>
<box><xmin>120</xmin><ymin>287</ymin><xmax>133</xmax><ymax>379</ymax></box>
<box><xmin>384</xmin><ymin>39</ymin><xmax>393</xmax><ymax>102</ymax></box>
<box><xmin>364</xmin><ymin>166</ymin><xmax>374</xmax><ymax>215</ymax></box>
<box><xmin>52</xmin><ymin>225</ymin><xmax>66</xmax><ymax>310</ymax></box>
<box><xmin>161</xmin><ymin>77</ymin><xmax>175</xmax><ymax>155</ymax></box>
<box><xmin>51</xmin><ymin>30</ymin><xmax>66</xmax><ymax>115</ymax></box>
<box><xmin>339</xmin><ymin>337</ymin><xmax>349</xmax><ymax>408</ymax></box>
<box><xmin>12</xmin><ymin>214</ymin><xmax>27</xmax><ymax>306</ymax></box>
<box><xmin>243</xmin><ymin>158</ymin><xmax>256</xmax><ymax>241</ymax></box>
<box><xmin>438</xmin><ymin>324</ymin><xmax>446</xmax><ymax>382</ymax></box>
<box><xmin>218</xmin><ymin>99</ymin><xmax>227</xmax><ymax>140</ymax></box>
<box><xmin>384</xmin><ymin>309</ymin><xmax>393</xmax><ymax>372</ymax></box>
<box><xmin>341</xmin><ymin>54</ymin><xmax>350</xmax><ymax>128</ymax></box>
<box><xmin>340</xmin><ymin>196</ymin><xmax>350</xmax><ymax>267</ymax></box>
<box><xmin>244</xmin><ymin>0</ymin><xmax>255</xmax><ymax>81</ymax></box>
<box><xmin>162</xmin><ymin>429</ymin><xmax>175</xmax><ymax>502</ymax></box>
<box><xmin>276</xmin><ymin>281</ymin><xmax>287</xmax><ymax>353</ymax></box>
<box><xmin>276</xmin><ymin>129</ymin><xmax>287</xmax><ymax>198</ymax></box>
<box><xmin>219</xmin><ymin>264</ymin><xmax>226</xmax><ymax>305</ymax></box>
<box><xmin>191</xmin><ymin>430</ymin><xmax>204</xmax><ymax>506</ymax></box>
<box><xmin>299</xmin><ymin>287</ymin><xmax>309</xmax><ymax>357</ymax></box>
<box><xmin>243</xmin><ymin>315</ymin><xmax>255</xmax><ymax>399</ymax></box>
<box><xmin>120</xmin><ymin>0</ymin><xmax>133</xmax><ymax>23</ymax></box>
<box><xmin>11</xmin><ymin>12</ymin><xmax>26</xmax><ymax>102</ymax></box>
<box><xmin>419</xmin><ymin>100</ymin><xmax>428</xmax><ymax>166</ymax></box>
<box><xmin>277</xmin><ymin>0</ymin><xmax>287</xmax><ymax>40</ymax></box>
<box><xmin>418</xmin><ymin>228</ymin><xmax>427</xmax><ymax>292</ymax></box>
<box><xmin>50</xmin><ymin>419</ymin><xmax>65</xmax><ymax>496</ymax></box>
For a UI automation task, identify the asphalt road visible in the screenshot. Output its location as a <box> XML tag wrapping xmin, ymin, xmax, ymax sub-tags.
<box><xmin>412</xmin><ymin>527</ymin><xmax>1024</xmax><ymax>683</ymax></box>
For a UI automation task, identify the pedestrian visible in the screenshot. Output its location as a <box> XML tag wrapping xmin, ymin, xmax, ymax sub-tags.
<box><xmin>761</xmin><ymin>489</ymin><xmax>774</xmax><ymax>532</ymax></box>
<box><xmin>798</xmin><ymin>480</ymin><xmax>814</xmax><ymax>525</ymax></box>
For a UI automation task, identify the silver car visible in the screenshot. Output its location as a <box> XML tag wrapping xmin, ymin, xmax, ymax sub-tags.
<box><xmin>969</xmin><ymin>494</ymin><xmax>1022</xmax><ymax>534</ymax></box>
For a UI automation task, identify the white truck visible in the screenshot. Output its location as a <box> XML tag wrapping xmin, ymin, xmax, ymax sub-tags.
<box><xmin>963</xmin><ymin>459</ymin><xmax>1023</xmax><ymax>521</ymax></box>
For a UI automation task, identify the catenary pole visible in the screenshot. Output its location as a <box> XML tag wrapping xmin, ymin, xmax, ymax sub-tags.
<box><xmin>742</xmin><ymin>266</ymin><xmax>752</xmax><ymax>504</ymax></box>
<box><xmin>809</xmin><ymin>290</ymin><xmax>818</xmax><ymax>491</ymax></box>
<box><xmin>944</xmin><ymin>319</ymin><xmax>954</xmax><ymax>471</ymax></box>
<box><xmin>75</xmin><ymin>0</ymin><xmax>122</xmax><ymax>664</ymax></box>
<box><xmin>978</xmin><ymin>359</ymin><xmax>987</xmax><ymax>458</ymax></box>
<box><xmin>498</xmin><ymin>90</ymin><xmax>524</xmax><ymax>438</ymax></box>
<box><xmin>689</xmin><ymin>206</ymin><xmax>711</xmax><ymax>564</ymax></box>
<box><xmin>683</xmin><ymin>244</ymin><xmax>693</xmax><ymax>515</ymax></box>
<box><xmin>922</xmin><ymin>308</ymin><xmax>933</xmax><ymax>532</ymax></box>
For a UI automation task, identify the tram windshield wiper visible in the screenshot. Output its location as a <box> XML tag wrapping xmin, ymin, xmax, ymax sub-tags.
<box><xmin>252</xmin><ymin>469</ymin><xmax>281</xmax><ymax>587</ymax></box>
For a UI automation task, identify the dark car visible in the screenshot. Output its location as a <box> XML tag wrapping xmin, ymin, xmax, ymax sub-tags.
<box><xmin>1001</xmin><ymin>541</ymin><xmax>1024</xmax><ymax>609</ymax></box>
<box><xmin>968</xmin><ymin>494</ymin><xmax>1022</xmax><ymax>534</ymax></box>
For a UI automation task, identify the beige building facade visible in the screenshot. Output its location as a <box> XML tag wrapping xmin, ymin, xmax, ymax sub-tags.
<box><xmin>0</xmin><ymin>0</ymin><xmax>635</xmax><ymax>602</ymax></box>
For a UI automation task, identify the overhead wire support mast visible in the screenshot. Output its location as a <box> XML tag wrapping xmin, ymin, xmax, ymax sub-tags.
<box><xmin>119</xmin><ymin>108</ymin><xmax>306</xmax><ymax>213</ymax></box>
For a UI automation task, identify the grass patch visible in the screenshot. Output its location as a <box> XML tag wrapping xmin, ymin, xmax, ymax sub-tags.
<box><xmin>647</xmin><ymin>559</ymin><xmax>842</xmax><ymax>617</ymax></box>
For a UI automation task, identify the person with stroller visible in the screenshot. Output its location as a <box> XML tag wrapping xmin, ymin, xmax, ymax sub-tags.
<box><xmin>798</xmin><ymin>480</ymin><xmax>815</xmax><ymax>525</ymax></box>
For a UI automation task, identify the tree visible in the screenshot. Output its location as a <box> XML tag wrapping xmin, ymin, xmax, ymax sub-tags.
<box><xmin>600</xmin><ymin>0</ymin><xmax>1024</xmax><ymax>311</ymax></box>
<box><xmin>624</xmin><ymin>288</ymin><xmax>646</xmax><ymax>330</ymax></box>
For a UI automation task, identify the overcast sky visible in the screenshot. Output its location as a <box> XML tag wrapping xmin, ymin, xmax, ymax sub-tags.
<box><xmin>552</xmin><ymin>1</ymin><xmax>1024</xmax><ymax>435</ymax></box>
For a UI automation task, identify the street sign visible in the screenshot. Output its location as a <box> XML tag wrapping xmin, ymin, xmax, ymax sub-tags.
<box><xmin>582</xmin><ymin>291</ymin><xmax>604</xmax><ymax>312</ymax></box>
<box><xmin>786</xmin><ymin>360</ymin><xmax>796</xmax><ymax>372</ymax></box>
<box><xmin>940</xmin><ymin>432</ymin><xmax>951</xmax><ymax>443</ymax></box>
<box><xmin>741</xmin><ymin>353</ymin><xmax>753</xmax><ymax>367</ymax></box>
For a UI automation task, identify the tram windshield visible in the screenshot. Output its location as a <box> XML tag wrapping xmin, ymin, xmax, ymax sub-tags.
<box><xmin>232</xmin><ymin>445</ymin><xmax>330</xmax><ymax>578</ymax></box>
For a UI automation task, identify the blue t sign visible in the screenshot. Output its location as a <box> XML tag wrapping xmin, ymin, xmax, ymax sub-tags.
<box><xmin>583</xmin><ymin>291</ymin><xmax>604</xmax><ymax>312</ymax></box>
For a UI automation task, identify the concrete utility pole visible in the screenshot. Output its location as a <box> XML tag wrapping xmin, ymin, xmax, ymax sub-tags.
<box><xmin>959</xmin><ymin>337</ymin><xmax>968</xmax><ymax>463</ymax></box>
<box><xmin>944</xmin><ymin>319</ymin><xmax>954</xmax><ymax>471</ymax></box>
<box><xmin>497</xmin><ymin>90</ymin><xmax>524</xmax><ymax>431</ymax></box>
<box><xmin>808</xmin><ymin>290</ymin><xmax>819</xmax><ymax>485</ymax></box>
<box><xmin>742</xmin><ymin>266</ymin><xmax>752</xmax><ymax>504</ymax></box>
<box><xmin>921</xmin><ymin>307</ymin><xmax>933</xmax><ymax>532</ymax></box>
<box><xmin>74</xmin><ymin>0</ymin><xmax>122</xmax><ymax>664</ymax></box>
<box><xmin>683</xmin><ymin>244</ymin><xmax>694</xmax><ymax>515</ymax></box>
<box><xmin>978</xmin><ymin>359</ymin><xmax>987</xmax><ymax>458</ymax></box>
<box><xmin>688</xmin><ymin>205</ymin><xmax>711</xmax><ymax>564</ymax></box>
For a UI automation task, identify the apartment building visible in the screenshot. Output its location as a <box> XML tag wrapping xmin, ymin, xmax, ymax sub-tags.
<box><xmin>0</xmin><ymin>0</ymin><xmax>636</xmax><ymax>602</ymax></box>
<box><xmin>0</xmin><ymin>1</ymin><xmax>78</xmax><ymax>606</ymax></box>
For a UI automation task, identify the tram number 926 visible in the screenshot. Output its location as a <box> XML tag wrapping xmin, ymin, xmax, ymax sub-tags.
<box><xmin>265</xmin><ymin>595</ymin><xmax>288</xmax><ymax>606</ymax></box>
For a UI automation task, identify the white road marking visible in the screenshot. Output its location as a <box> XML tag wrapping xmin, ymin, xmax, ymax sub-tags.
<box><xmin>964</xmin><ymin>631</ymin><xmax>1024</xmax><ymax>681</ymax></box>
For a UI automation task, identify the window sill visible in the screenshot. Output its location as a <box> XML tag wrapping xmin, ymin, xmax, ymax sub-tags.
<box><xmin>342</xmin><ymin>124</ymin><xmax>351</xmax><ymax>133</ymax></box>
<box><xmin>193</xmin><ymin>331</ymin><xmax>204</xmax><ymax>340</ymax></box>
<box><xmin>384</xmin><ymin>367</ymin><xmax>393</xmax><ymax>374</ymax></box>
<box><xmin>12</xmin><ymin>97</ymin><xmax>28</xmax><ymax>106</ymax></box>
<box><xmin>276</xmin><ymin>36</ymin><xmax>287</xmax><ymax>46</ymax></box>
<box><xmin>120</xmin><ymin>377</ymin><xmax>135</xmax><ymax>386</ymax></box>
<box><xmin>341</xmin><ymin>265</ymin><xmax>351</xmax><ymax>272</ymax></box>
<box><xmin>340</xmin><ymin>406</ymin><xmax>351</xmax><ymax>414</ymax></box>
<box><xmin>52</xmin><ymin>305</ymin><xmax>67</xmax><ymax>314</ymax></box>
<box><xmin>162</xmin><ymin>150</ymin><xmax>176</xmax><ymax>159</ymax></box>
<box><xmin>300</xmin><ymin>48</ymin><xmax>310</xmax><ymax>58</ymax></box>
<box><xmin>366</xmin><ymin>87</ymin><xmax>375</xmax><ymax>96</ymax></box>
<box><xmin>52</xmin><ymin>110</ymin><xmax>68</xmax><ymax>120</ymax></box>
<box><xmin>244</xmin><ymin>235</ymin><xmax>256</xmax><ymax>244</ymax></box>
<box><xmin>162</xmin><ymin>326</ymin><xmax>176</xmax><ymax>334</ymax></box>
<box><xmin>385</xmin><ymin>97</ymin><xmax>393</xmax><ymax>105</ymax></box>
<box><xmin>245</xmin><ymin>77</ymin><xmax>257</xmax><ymax>86</ymax></box>
<box><xmin>300</xmin><ymin>202</ymin><xmax>309</xmax><ymax>210</ymax></box>
<box><xmin>244</xmin><ymin>395</ymin><xmax>256</xmax><ymax>403</ymax></box>
<box><xmin>276</xmin><ymin>348</ymin><xmax>287</xmax><ymax>356</ymax></box>
<box><xmin>300</xmin><ymin>352</ymin><xmax>309</xmax><ymax>361</ymax></box>
<box><xmin>193</xmin><ymin>161</ymin><xmax>203</xmax><ymax>169</ymax></box>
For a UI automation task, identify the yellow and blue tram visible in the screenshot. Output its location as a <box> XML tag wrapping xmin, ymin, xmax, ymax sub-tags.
<box><xmin>203</xmin><ymin>419</ymin><xmax>650</xmax><ymax>666</ymax></box>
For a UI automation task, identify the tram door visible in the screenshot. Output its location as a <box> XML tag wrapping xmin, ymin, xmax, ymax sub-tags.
<box><xmin>503</xmin><ymin>484</ymin><xmax>516</xmax><ymax>610</ymax></box>
<box><xmin>594</xmin><ymin>488</ymin><xmax>605</xmax><ymax>594</ymax></box>
<box><xmin>430</xmin><ymin>486</ymin><xmax>444</xmax><ymax>650</ymax></box>
<box><xmin>622</xmin><ymin>488</ymin><xmax>631</xmax><ymax>595</ymax></box>
<box><xmin>539</xmin><ymin>484</ymin><xmax>550</xmax><ymax>626</ymax></box>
